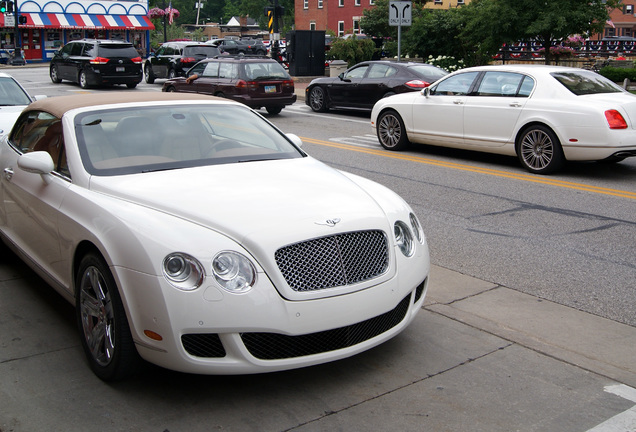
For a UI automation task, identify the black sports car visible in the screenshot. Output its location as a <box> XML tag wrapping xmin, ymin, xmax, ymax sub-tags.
<box><xmin>306</xmin><ymin>60</ymin><xmax>448</xmax><ymax>112</ymax></box>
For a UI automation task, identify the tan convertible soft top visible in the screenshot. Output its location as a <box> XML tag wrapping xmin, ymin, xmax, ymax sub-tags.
<box><xmin>27</xmin><ymin>92</ymin><xmax>225</xmax><ymax>118</ymax></box>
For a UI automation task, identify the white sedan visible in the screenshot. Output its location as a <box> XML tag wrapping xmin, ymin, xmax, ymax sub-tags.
<box><xmin>0</xmin><ymin>72</ymin><xmax>45</xmax><ymax>135</ymax></box>
<box><xmin>371</xmin><ymin>65</ymin><xmax>636</xmax><ymax>174</ymax></box>
<box><xmin>0</xmin><ymin>92</ymin><xmax>429</xmax><ymax>380</ymax></box>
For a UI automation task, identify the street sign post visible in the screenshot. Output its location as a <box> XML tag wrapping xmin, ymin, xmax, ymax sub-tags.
<box><xmin>389</xmin><ymin>1</ymin><xmax>411</xmax><ymax>62</ymax></box>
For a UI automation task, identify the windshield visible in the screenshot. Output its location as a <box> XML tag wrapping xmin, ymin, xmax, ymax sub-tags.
<box><xmin>244</xmin><ymin>62</ymin><xmax>290</xmax><ymax>80</ymax></box>
<box><xmin>551</xmin><ymin>71</ymin><xmax>624</xmax><ymax>96</ymax></box>
<box><xmin>75</xmin><ymin>104</ymin><xmax>303</xmax><ymax>176</ymax></box>
<box><xmin>409</xmin><ymin>65</ymin><xmax>448</xmax><ymax>82</ymax></box>
<box><xmin>183</xmin><ymin>45</ymin><xmax>220</xmax><ymax>57</ymax></box>
<box><xmin>0</xmin><ymin>76</ymin><xmax>32</xmax><ymax>106</ymax></box>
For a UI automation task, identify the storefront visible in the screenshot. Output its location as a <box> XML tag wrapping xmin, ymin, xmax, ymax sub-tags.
<box><xmin>0</xmin><ymin>1</ymin><xmax>154</xmax><ymax>62</ymax></box>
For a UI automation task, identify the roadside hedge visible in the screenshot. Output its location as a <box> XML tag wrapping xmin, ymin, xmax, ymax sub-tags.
<box><xmin>598</xmin><ymin>66</ymin><xmax>636</xmax><ymax>83</ymax></box>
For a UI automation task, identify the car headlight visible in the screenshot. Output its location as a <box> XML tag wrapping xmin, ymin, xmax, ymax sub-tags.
<box><xmin>394</xmin><ymin>221</ymin><xmax>415</xmax><ymax>257</ymax></box>
<box><xmin>212</xmin><ymin>251</ymin><xmax>256</xmax><ymax>293</ymax></box>
<box><xmin>163</xmin><ymin>253</ymin><xmax>205</xmax><ymax>291</ymax></box>
<box><xmin>409</xmin><ymin>212</ymin><xmax>424</xmax><ymax>244</ymax></box>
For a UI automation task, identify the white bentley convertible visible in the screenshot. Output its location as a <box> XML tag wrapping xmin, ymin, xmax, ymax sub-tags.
<box><xmin>0</xmin><ymin>92</ymin><xmax>429</xmax><ymax>380</ymax></box>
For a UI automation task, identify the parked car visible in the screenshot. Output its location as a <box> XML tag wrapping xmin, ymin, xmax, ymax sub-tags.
<box><xmin>306</xmin><ymin>61</ymin><xmax>448</xmax><ymax>112</ymax></box>
<box><xmin>371</xmin><ymin>64</ymin><xmax>636</xmax><ymax>174</ymax></box>
<box><xmin>50</xmin><ymin>39</ymin><xmax>142</xmax><ymax>89</ymax></box>
<box><xmin>144</xmin><ymin>41</ymin><xmax>221</xmax><ymax>83</ymax></box>
<box><xmin>207</xmin><ymin>38</ymin><xmax>267</xmax><ymax>55</ymax></box>
<box><xmin>162</xmin><ymin>56</ymin><xmax>296</xmax><ymax>114</ymax></box>
<box><xmin>0</xmin><ymin>72</ymin><xmax>45</xmax><ymax>135</ymax></box>
<box><xmin>0</xmin><ymin>91</ymin><xmax>430</xmax><ymax>380</ymax></box>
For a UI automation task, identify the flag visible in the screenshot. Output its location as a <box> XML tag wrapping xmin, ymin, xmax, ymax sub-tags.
<box><xmin>607</xmin><ymin>19</ymin><xmax>615</xmax><ymax>29</ymax></box>
<box><xmin>168</xmin><ymin>1</ymin><xmax>175</xmax><ymax>25</ymax></box>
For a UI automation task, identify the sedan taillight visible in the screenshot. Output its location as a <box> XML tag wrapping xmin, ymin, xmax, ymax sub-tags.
<box><xmin>605</xmin><ymin>109</ymin><xmax>628</xmax><ymax>129</ymax></box>
<box><xmin>405</xmin><ymin>79</ymin><xmax>431</xmax><ymax>89</ymax></box>
<box><xmin>180</xmin><ymin>57</ymin><xmax>196</xmax><ymax>63</ymax></box>
<box><xmin>131</xmin><ymin>57</ymin><xmax>142</xmax><ymax>64</ymax></box>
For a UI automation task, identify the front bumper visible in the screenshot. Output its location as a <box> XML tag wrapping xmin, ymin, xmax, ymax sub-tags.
<box><xmin>115</xmin><ymin>259</ymin><xmax>429</xmax><ymax>375</ymax></box>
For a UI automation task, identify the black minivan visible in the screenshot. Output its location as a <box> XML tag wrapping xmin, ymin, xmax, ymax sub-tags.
<box><xmin>50</xmin><ymin>39</ymin><xmax>143</xmax><ymax>89</ymax></box>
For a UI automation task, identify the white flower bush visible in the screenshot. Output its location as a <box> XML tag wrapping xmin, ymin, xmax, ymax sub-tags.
<box><xmin>427</xmin><ymin>55</ymin><xmax>464</xmax><ymax>72</ymax></box>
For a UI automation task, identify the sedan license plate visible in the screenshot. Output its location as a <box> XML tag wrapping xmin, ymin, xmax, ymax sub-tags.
<box><xmin>265</xmin><ymin>85</ymin><xmax>276</xmax><ymax>93</ymax></box>
<box><xmin>116</xmin><ymin>66</ymin><xmax>125</xmax><ymax>72</ymax></box>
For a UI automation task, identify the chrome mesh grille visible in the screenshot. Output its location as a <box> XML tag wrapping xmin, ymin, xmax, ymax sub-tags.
<box><xmin>274</xmin><ymin>230</ymin><xmax>389</xmax><ymax>292</ymax></box>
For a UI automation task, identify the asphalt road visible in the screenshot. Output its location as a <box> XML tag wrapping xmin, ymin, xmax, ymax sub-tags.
<box><xmin>1</xmin><ymin>65</ymin><xmax>635</xmax><ymax>432</ymax></box>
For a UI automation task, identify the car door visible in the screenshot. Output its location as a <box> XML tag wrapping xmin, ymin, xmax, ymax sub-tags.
<box><xmin>463</xmin><ymin>71</ymin><xmax>533</xmax><ymax>147</ymax></box>
<box><xmin>328</xmin><ymin>64</ymin><xmax>369</xmax><ymax>107</ymax></box>
<box><xmin>192</xmin><ymin>61</ymin><xmax>220</xmax><ymax>95</ymax></box>
<box><xmin>58</xmin><ymin>42</ymin><xmax>83</xmax><ymax>80</ymax></box>
<box><xmin>152</xmin><ymin>45</ymin><xmax>170</xmax><ymax>78</ymax></box>
<box><xmin>0</xmin><ymin>111</ymin><xmax>71</xmax><ymax>284</ymax></box>
<box><xmin>357</xmin><ymin>63</ymin><xmax>397</xmax><ymax>109</ymax></box>
<box><xmin>410</xmin><ymin>71</ymin><xmax>480</xmax><ymax>147</ymax></box>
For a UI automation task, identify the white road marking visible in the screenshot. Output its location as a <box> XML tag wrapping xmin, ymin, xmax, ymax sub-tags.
<box><xmin>585</xmin><ymin>385</ymin><xmax>636</xmax><ymax>432</ymax></box>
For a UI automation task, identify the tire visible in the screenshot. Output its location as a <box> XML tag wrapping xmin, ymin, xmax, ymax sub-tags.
<box><xmin>76</xmin><ymin>252</ymin><xmax>141</xmax><ymax>381</ymax></box>
<box><xmin>167</xmin><ymin>68</ymin><xmax>176</xmax><ymax>79</ymax></box>
<box><xmin>79</xmin><ymin>70</ymin><xmax>89</xmax><ymax>89</ymax></box>
<box><xmin>165</xmin><ymin>86</ymin><xmax>176</xmax><ymax>92</ymax></box>
<box><xmin>50</xmin><ymin>65</ymin><xmax>62</xmax><ymax>83</ymax></box>
<box><xmin>256</xmin><ymin>50</ymin><xmax>266</xmax><ymax>56</ymax></box>
<box><xmin>516</xmin><ymin>125</ymin><xmax>564</xmax><ymax>174</ymax></box>
<box><xmin>308</xmin><ymin>86</ymin><xmax>328</xmax><ymax>112</ymax></box>
<box><xmin>377</xmin><ymin>110</ymin><xmax>409</xmax><ymax>151</ymax></box>
<box><xmin>266</xmin><ymin>106</ymin><xmax>283</xmax><ymax>115</ymax></box>
<box><xmin>144</xmin><ymin>66</ymin><xmax>155</xmax><ymax>84</ymax></box>
<box><xmin>215</xmin><ymin>92</ymin><xmax>226</xmax><ymax>99</ymax></box>
<box><xmin>126</xmin><ymin>83</ymin><xmax>138</xmax><ymax>89</ymax></box>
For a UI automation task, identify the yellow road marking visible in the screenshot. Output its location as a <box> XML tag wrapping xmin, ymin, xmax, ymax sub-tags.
<box><xmin>300</xmin><ymin>137</ymin><xmax>636</xmax><ymax>200</ymax></box>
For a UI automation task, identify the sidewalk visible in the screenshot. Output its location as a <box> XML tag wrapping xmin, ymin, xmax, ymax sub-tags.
<box><xmin>292</xmin><ymin>76</ymin><xmax>318</xmax><ymax>101</ymax></box>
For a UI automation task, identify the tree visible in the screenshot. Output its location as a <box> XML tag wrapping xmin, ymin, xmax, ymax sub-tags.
<box><xmin>460</xmin><ymin>0</ymin><xmax>620</xmax><ymax>64</ymax></box>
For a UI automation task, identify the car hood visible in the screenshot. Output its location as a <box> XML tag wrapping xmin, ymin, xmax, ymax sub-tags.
<box><xmin>89</xmin><ymin>157</ymin><xmax>390</xmax><ymax>245</ymax></box>
<box><xmin>0</xmin><ymin>105</ymin><xmax>27</xmax><ymax>135</ymax></box>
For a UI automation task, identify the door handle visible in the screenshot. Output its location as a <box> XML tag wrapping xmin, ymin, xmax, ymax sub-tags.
<box><xmin>4</xmin><ymin>167</ymin><xmax>14</xmax><ymax>181</ymax></box>
<box><xmin>509</xmin><ymin>102</ymin><xmax>522</xmax><ymax>108</ymax></box>
<box><xmin>453</xmin><ymin>99</ymin><xmax>464</xmax><ymax>105</ymax></box>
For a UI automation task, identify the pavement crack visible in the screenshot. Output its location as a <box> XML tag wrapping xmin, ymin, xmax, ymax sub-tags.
<box><xmin>281</xmin><ymin>343</ymin><xmax>514</xmax><ymax>431</ymax></box>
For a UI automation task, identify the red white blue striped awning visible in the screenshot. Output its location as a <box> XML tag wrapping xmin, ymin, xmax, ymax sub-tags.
<box><xmin>14</xmin><ymin>13</ymin><xmax>154</xmax><ymax>30</ymax></box>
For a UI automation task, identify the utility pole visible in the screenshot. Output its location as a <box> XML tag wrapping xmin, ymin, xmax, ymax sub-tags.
<box><xmin>265</xmin><ymin>0</ymin><xmax>283</xmax><ymax>62</ymax></box>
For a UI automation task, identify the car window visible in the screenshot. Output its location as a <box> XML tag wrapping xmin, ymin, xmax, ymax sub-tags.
<box><xmin>202</xmin><ymin>62</ymin><xmax>219</xmax><ymax>77</ymax></box>
<box><xmin>244</xmin><ymin>62</ymin><xmax>289</xmax><ymax>80</ymax></box>
<box><xmin>344</xmin><ymin>65</ymin><xmax>368</xmax><ymax>79</ymax></box>
<box><xmin>409</xmin><ymin>65</ymin><xmax>448</xmax><ymax>82</ymax></box>
<box><xmin>74</xmin><ymin>104</ymin><xmax>304</xmax><ymax>176</ymax></box>
<box><xmin>0</xmin><ymin>76</ymin><xmax>32</xmax><ymax>106</ymax></box>
<box><xmin>219</xmin><ymin>62</ymin><xmax>237</xmax><ymax>79</ymax></box>
<box><xmin>71</xmin><ymin>42</ymin><xmax>84</xmax><ymax>56</ymax></box>
<box><xmin>430</xmin><ymin>72</ymin><xmax>479</xmax><ymax>96</ymax></box>
<box><xmin>551</xmin><ymin>71</ymin><xmax>623</xmax><ymax>95</ymax></box>
<box><xmin>95</xmin><ymin>44</ymin><xmax>139</xmax><ymax>58</ymax></box>
<box><xmin>367</xmin><ymin>64</ymin><xmax>395</xmax><ymax>78</ymax></box>
<box><xmin>476</xmin><ymin>72</ymin><xmax>527</xmax><ymax>97</ymax></box>
<box><xmin>183</xmin><ymin>45</ymin><xmax>220</xmax><ymax>57</ymax></box>
<box><xmin>156</xmin><ymin>46</ymin><xmax>167</xmax><ymax>56</ymax></box>
<box><xmin>60</xmin><ymin>43</ymin><xmax>74</xmax><ymax>56</ymax></box>
<box><xmin>8</xmin><ymin>111</ymin><xmax>69</xmax><ymax>177</ymax></box>
<box><xmin>518</xmin><ymin>77</ymin><xmax>534</xmax><ymax>97</ymax></box>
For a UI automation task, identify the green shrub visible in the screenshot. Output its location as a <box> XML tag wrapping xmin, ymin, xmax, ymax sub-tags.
<box><xmin>598</xmin><ymin>67</ymin><xmax>636</xmax><ymax>83</ymax></box>
<box><xmin>327</xmin><ymin>37</ymin><xmax>377</xmax><ymax>67</ymax></box>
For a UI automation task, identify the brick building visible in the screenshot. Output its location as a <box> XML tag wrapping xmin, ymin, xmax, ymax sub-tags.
<box><xmin>294</xmin><ymin>0</ymin><xmax>470</xmax><ymax>36</ymax></box>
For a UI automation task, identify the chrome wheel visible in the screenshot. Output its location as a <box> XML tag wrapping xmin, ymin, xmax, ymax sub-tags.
<box><xmin>79</xmin><ymin>265</ymin><xmax>115</xmax><ymax>367</ymax></box>
<box><xmin>377</xmin><ymin>110</ymin><xmax>408</xmax><ymax>151</ymax></box>
<box><xmin>309</xmin><ymin>87</ymin><xmax>328</xmax><ymax>112</ymax></box>
<box><xmin>518</xmin><ymin>125</ymin><xmax>563</xmax><ymax>174</ymax></box>
<box><xmin>76</xmin><ymin>253</ymin><xmax>140</xmax><ymax>381</ymax></box>
<box><xmin>79</xmin><ymin>71</ymin><xmax>89</xmax><ymax>89</ymax></box>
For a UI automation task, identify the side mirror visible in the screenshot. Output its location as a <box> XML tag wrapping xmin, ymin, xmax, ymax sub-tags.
<box><xmin>421</xmin><ymin>87</ymin><xmax>431</xmax><ymax>97</ymax></box>
<box><xmin>18</xmin><ymin>151</ymin><xmax>54</xmax><ymax>184</ymax></box>
<box><xmin>286</xmin><ymin>133</ymin><xmax>303</xmax><ymax>148</ymax></box>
